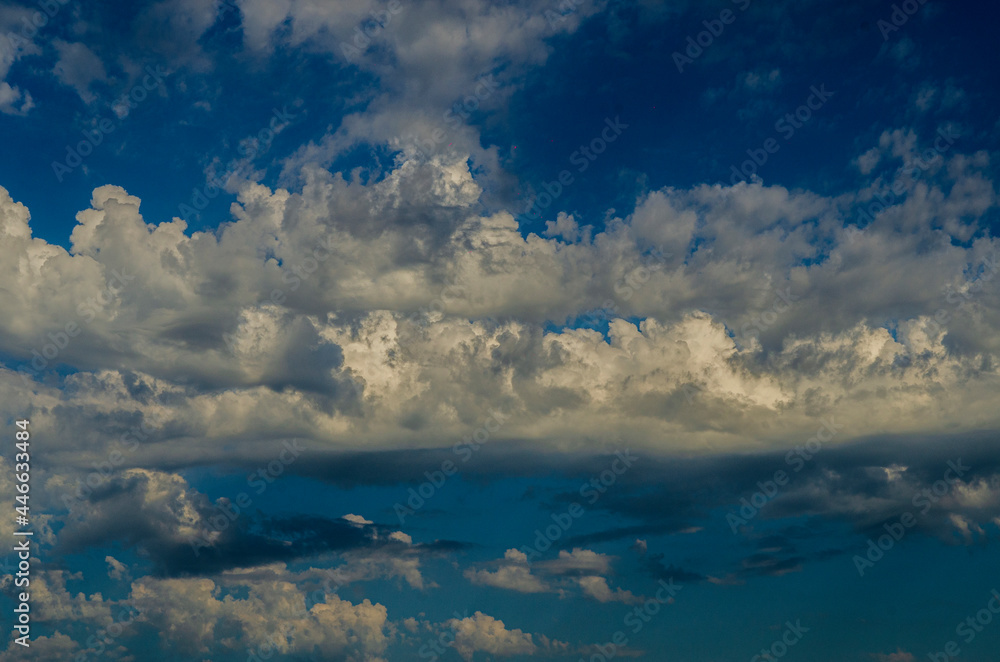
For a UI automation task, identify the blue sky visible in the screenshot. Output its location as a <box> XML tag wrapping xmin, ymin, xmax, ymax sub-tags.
<box><xmin>2</xmin><ymin>0</ymin><xmax>1000</xmax><ymax>660</ymax></box>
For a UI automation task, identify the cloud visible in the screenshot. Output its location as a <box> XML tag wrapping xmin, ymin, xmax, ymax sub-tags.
<box><xmin>51</xmin><ymin>40</ymin><xmax>108</xmax><ymax>104</ymax></box>
<box><xmin>106</xmin><ymin>555</ymin><xmax>131</xmax><ymax>581</ymax></box>
<box><xmin>343</xmin><ymin>513</ymin><xmax>374</xmax><ymax>526</ymax></box>
<box><xmin>465</xmin><ymin>549</ymin><xmax>550</xmax><ymax>594</ymax></box>
<box><xmin>0</xmin><ymin>4</ymin><xmax>42</xmax><ymax>115</ymax></box>
<box><xmin>231</xmin><ymin>0</ymin><xmax>610</xmax><ymax>190</ymax></box>
<box><xmin>464</xmin><ymin>548</ymin><xmax>646</xmax><ymax>604</ymax></box>
<box><xmin>1</xmin><ymin>1</ymin><xmax>997</xmax><ymax>659</ymax></box>
<box><xmin>49</xmin><ymin>467</ymin><xmax>445</xmax><ymax>578</ymax></box>
<box><xmin>543</xmin><ymin>211</ymin><xmax>581</xmax><ymax>242</ymax></box>
<box><xmin>131</xmin><ymin>574</ymin><xmax>390</xmax><ymax>658</ymax></box>
<box><xmin>537</xmin><ymin>548</ymin><xmax>613</xmax><ymax>576</ymax></box>
<box><xmin>0</xmin><ymin>127</ymin><xmax>999</xmax><ymax>489</ymax></box>
<box><xmin>0</xmin><ymin>632</ymin><xmax>80</xmax><ymax>662</ymax></box>
<box><xmin>388</xmin><ymin>530</ymin><xmax>413</xmax><ymax>544</ymax></box>
<box><xmin>0</xmin><ymin>81</ymin><xmax>33</xmax><ymax>115</ymax></box>
<box><xmin>575</xmin><ymin>575</ymin><xmax>643</xmax><ymax>604</ymax></box>
<box><xmin>445</xmin><ymin>611</ymin><xmax>538</xmax><ymax>661</ymax></box>
<box><xmin>131</xmin><ymin>0</ymin><xmax>224</xmax><ymax>70</ymax></box>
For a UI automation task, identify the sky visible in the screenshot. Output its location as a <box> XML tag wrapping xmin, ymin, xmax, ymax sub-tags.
<box><xmin>1</xmin><ymin>0</ymin><xmax>1000</xmax><ymax>660</ymax></box>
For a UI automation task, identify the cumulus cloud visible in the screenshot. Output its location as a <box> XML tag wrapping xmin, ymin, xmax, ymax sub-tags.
<box><xmin>388</xmin><ymin>530</ymin><xmax>413</xmax><ymax>544</ymax></box>
<box><xmin>539</xmin><ymin>549</ymin><xmax>613</xmax><ymax>575</ymax></box>
<box><xmin>445</xmin><ymin>611</ymin><xmax>538</xmax><ymax>661</ymax></box>
<box><xmin>465</xmin><ymin>549</ymin><xmax>550</xmax><ymax>594</ymax></box>
<box><xmin>464</xmin><ymin>548</ymin><xmax>645</xmax><ymax>603</ymax></box>
<box><xmin>0</xmin><ymin>632</ymin><xmax>80</xmax><ymax>662</ymax></box>
<box><xmin>0</xmin><ymin>139</ymin><xmax>996</xmax><ymax>471</ymax></box>
<box><xmin>343</xmin><ymin>513</ymin><xmax>375</xmax><ymax>526</ymax></box>
<box><xmin>131</xmin><ymin>574</ymin><xmax>390</xmax><ymax>658</ymax></box>
<box><xmin>575</xmin><ymin>575</ymin><xmax>643</xmax><ymax>605</ymax></box>
<box><xmin>3</xmin><ymin>1</ymin><xmax>997</xmax><ymax>659</ymax></box>
<box><xmin>1</xmin><ymin>114</ymin><xmax>999</xmax><ymax>653</ymax></box>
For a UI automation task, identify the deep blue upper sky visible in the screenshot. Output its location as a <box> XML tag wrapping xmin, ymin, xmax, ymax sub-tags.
<box><xmin>3</xmin><ymin>0</ymin><xmax>998</xmax><ymax>247</ymax></box>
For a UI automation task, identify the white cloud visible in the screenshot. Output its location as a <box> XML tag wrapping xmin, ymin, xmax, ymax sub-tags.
<box><xmin>445</xmin><ymin>611</ymin><xmax>537</xmax><ymax>661</ymax></box>
<box><xmin>343</xmin><ymin>513</ymin><xmax>374</xmax><ymax>526</ymax></box>
<box><xmin>0</xmin><ymin>135</ymin><xmax>998</xmax><ymax>470</ymax></box>
<box><xmin>465</xmin><ymin>548</ymin><xmax>644</xmax><ymax>603</ymax></box>
<box><xmin>576</xmin><ymin>576</ymin><xmax>642</xmax><ymax>605</ymax></box>
<box><xmin>0</xmin><ymin>632</ymin><xmax>81</xmax><ymax>662</ymax></box>
<box><xmin>132</xmin><ymin>575</ymin><xmax>390</xmax><ymax>658</ymax></box>
<box><xmin>465</xmin><ymin>562</ymin><xmax>550</xmax><ymax>594</ymax></box>
<box><xmin>543</xmin><ymin>211</ymin><xmax>581</xmax><ymax>242</ymax></box>
<box><xmin>388</xmin><ymin>530</ymin><xmax>413</xmax><ymax>544</ymax></box>
<box><xmin>539</xmin><ymin>549</ymin><xmax>612</xmax><ymax>576</ymax></box>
